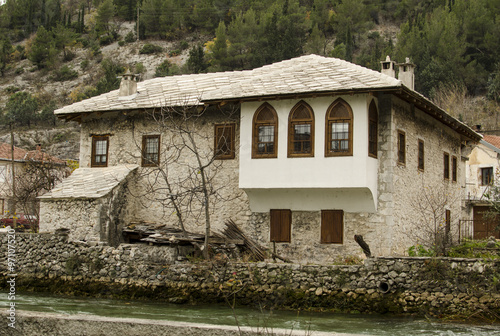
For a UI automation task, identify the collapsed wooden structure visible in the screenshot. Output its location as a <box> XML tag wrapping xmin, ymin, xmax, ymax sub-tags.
<box><xmin>122</xmin><ymin>220</ymin><xmax>271</xmax><ymax>261</ymax></box>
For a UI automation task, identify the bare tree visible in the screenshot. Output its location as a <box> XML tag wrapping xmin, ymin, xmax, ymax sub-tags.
<box><xmin>131</xmin><ymin>101</ymin><xmax>240</xmax><ymax>259</ymax></box>
<box><xmin>407</xmin><ymin>182</ymin><xmax>461</xmax><ymax>256</ymax></box>
<box><xmin>10</xmin><ymin>156</ymin><xmax>70</xmax><ymax>231</ymax></box>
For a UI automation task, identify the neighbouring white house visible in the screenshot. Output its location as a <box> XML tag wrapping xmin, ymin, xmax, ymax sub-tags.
<box><xmin>39</xmin><ymin>55</ymin><xmax>481</xmax><ymax>263</ymax></box>
<box><xmin>464</xmin><ymin>134</ymin><xmax>500</xmax><ymax>239</ymax></box>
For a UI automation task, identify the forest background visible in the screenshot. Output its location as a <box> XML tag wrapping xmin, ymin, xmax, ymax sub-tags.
<box><xmin>0</xmin><ymin>0</ymin><xmax>499</xmax><ymax>156</ymax></box>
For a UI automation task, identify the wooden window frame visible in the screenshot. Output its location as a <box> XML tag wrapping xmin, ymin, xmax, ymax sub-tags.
<box><xmin>451</xmin><ymin>155</ymin><xmax>457</xmax><ymax>182</ymax></box>
<box><xmin>142</xmin><ymin>135</ymin><xmax>160</xmax><ymax>167</ymax></box>
<box><xmin>397</xmin><ymin>130</ymin><xmax>406</xmax><ymax>165</ymax></box>
<box><xmin>288</xmin><ymin>101</ymin><xmax>315</xmax><ymax>158</ymax></box>
<box><xmin>481</xmin><ymin>167</ymin><xmax>494</xmax><ymax>186</ymax></box>
<box><xmin>214</xmin><ymin>123</ymin><xmax>236</xmax><ymax>160</ymax></box>
<box><xmin>321</xmin><ymin>210</ymin><xmax>344</xmax><ymax>244</ymax></box>
<box><xmin>368</xmin><ymin>101</ymin><xmax>378</xmax><ymax>158</ymax></box>
<box><xmin>326</xmin><ymin>99</ymin><xmax>353</xmax><ymax>157</ymax></box>
<box><xmin>252</xmin><ymin>103</ymin><xmax>278</xmax><ymax>159</ymax></box>
<box><xmin>91</xmin><ymin>135</ymin><xmax>109</xmax><ymax>167</ymax></box>
<box><xmin>418</xmin><ymin>139</ymin><xmax>424</xmax><ymax>171</ymax></box>
<box><xmin>443</xmin><ymin>152</ymin><xmax>450</xmax><ymax>180</ymax></box>
<box><xmin>270</xmin><ymin>209</ymin><xmax>291</xmax><ymax>243</ymax></box>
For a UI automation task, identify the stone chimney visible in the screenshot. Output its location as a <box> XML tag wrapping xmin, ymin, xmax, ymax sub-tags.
<box><xmin>118</xmin><ymin>70</ymin><xmax>138</xmax><ymax>97</ymax></box>
<box><xmin>36</xmin><ymin>144</ymin><xmax>41</xmax><ymax>151</ymax></box>
<box><xmin>380</xmin><ymin>56</ymin><xmax>396</xmax><ymax>78</ymax></box>
<box><xmin>397</xmin><ymin>57</ymin><xmax>415</xmax><ymax>90</ymax></box>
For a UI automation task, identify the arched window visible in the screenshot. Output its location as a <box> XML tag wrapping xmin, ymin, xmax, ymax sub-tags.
<box><xmin>252</xmin><ymin>103</ymin><xmax>278</xmax><ymax>158</ymax></box>
<box><xmin>325</xmin><ymin>99</ymin><xmax>353</xmax><ymax>156</ymax></box>
<box><xmin>368</xmin><ymin>100</ymin><xmax>378</xmax><ymax>158</ymax></box>
<box><xmin>288</xmin><ymin>101</ymin><xmax>314</xmax><ymax>157</ymax></box>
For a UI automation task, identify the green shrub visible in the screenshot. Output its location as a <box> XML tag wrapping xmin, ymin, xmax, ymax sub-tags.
<box><xmin>408</xmin><ymin>244</ymin><xmax>435</xmax><ymax>257</ymax></box>
<box><xmin>448</xmin><ymin>239</ymin><xmax>500</xmax><ymax>259</ymax></box>
<box><xmin>124</xmin><ymin>31</ymin><xmax>135</xmax><ymax>43</ymax></box>
<box><xmin>80</xmin><ymin>59</ymin><xmax>89</xmax><ymax>70</ymax></box>
<box><xmin>99</xmin><ymin>34</ymin><xmax>114</xmax><ymax>46</ymax></box>
<box><xmin>139</xmin><ymin>43</ymin><xmax>163</xmax><ymax>54</ymax></box>
<box><xmin>135</xmin><ymin>62</ymin><xmax>145</xmax><ymax>74</ymax></box>
<box><xmin>52</xmin><ymin>65</ymin><xmax>78</xmax><ymax>81</ymax></box>
<box><xmin>118</xmin><ymin>40</ymin><xmax>125</xmax><ymax>46</ymax></box>
<box><xmin>63</xmin><ymin>50</ymin><xmax>76</xmax><ymax>62</ymax></box>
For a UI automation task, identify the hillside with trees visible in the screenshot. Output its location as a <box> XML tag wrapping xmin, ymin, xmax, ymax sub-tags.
<box><xmin>0</xmin><ymin>0</ymin><xmax>499</xmax><ymax>147</ymax></box>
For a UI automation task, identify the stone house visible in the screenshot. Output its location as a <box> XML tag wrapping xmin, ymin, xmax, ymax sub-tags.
<box><xmin>464</xmin><ymin>134</ymin><xmax>500</xmax><ymax>239</ymax></box>
<box><xmin>40</xmin><ymin>55</ymin><xmax>481</xmax><ymax>263</ymax></box>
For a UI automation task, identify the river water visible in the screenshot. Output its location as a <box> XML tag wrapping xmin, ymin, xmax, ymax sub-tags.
<box><xmin>1</xmin><ymin>292</ymin><xmax>499</xmax><ymax>335</ymax></box>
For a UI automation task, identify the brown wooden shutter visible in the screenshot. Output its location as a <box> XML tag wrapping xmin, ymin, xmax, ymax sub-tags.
<box><xmin>270</xmin><ymin>209</ymin><xmax>291</xmax><ymax>242</ymax></box>
<box><xmin>321</xmin><ymin>210</ymin><xmax>343</xmax><ymax>244</ymax></box>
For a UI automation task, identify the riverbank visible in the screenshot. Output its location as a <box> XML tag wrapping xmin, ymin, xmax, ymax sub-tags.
<box><xmin>1</xmin><ymin>232</ymin><xmax>500</xmax><ymax>321</ymax></box>
<box><xmin>0</xmin><ymin>310</ymin><xmax>346</xmax><ymax>336</ymax></box>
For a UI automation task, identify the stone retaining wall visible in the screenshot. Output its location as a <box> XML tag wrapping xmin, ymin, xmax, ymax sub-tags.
<box><xmin>1</xmin><ymin>232</ymin><xmax>499</xmax><ymax>318</ymax></box>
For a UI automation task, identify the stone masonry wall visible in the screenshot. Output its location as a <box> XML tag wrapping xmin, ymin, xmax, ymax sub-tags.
<box><xmin>1</xmin><ymin>232</ymin><xmax>499</xmax><ymax>318</ymax></box>
<box><xmin>40</xmin><ymin>173</ymin><xmax>134</xmax><ymax>246</ymax></box>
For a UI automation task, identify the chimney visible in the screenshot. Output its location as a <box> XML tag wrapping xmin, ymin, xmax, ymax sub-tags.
<box><xmin>397</xmin><ymin>57</ymin><xmax>415</xmax><ymax>90</ymax></box>
<box><xmin>118</xmin><ymin>70</ymin><xmax>138</xmax><ymax>97</ymax></box>
<box><xmin>36</xmin><ymin>144</ymin><xmax>41</xmax><ymax>151</ymax></box>
<box><xmin>380</xmin><ymin>55</ymin><xmax>396</xmax><ymax>78</ymax></box>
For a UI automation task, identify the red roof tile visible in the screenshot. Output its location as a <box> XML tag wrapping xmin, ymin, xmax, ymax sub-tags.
<box><xmin>0</xmin><ymin>142</ymin><xmax>65</xmax><ymax>164</ymax></box>
<box><xmin>0</xmin><ymin>142</ymin><xmax>27</xmax><ymax>161</ymax></box>
<box><xmin>483</xmin><ymin>135</ymin><xmax>500</xmax><ymax>150</ymax></box>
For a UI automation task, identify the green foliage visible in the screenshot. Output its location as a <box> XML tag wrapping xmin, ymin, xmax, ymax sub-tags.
<box><xmin>448</xmin><ymin>239</ymin><xmax>500</xmax><ymax>259</ymax></box>
<box><xmin>155</xmin><ymin>59</ymin><xmax>180</xmax><ymax>77</ymax></box>
<box><xmin>4</xmin><ymin>91</ymin><xmax>38</xmax><ymax>127</ymax></box>
<box><xmin>187</xmin><ymin>44</ymin><xmax>207</xmax><ymax>74</ymax></box>
<box><xmin>139</xmin><ymin>43</ymin><xmax>163</xmax><ymax>54</ymax></box>
<box><xmin>0</xmin><ymin>38</ymin><xmax>13</xmax><ymax>76</ymax></box>
<box><xmin>95</xmin><ymin>0</ymin><xmax>115</xmax><ymax>35</ymax></box>
<box><xmin>28</xmin><ymin>26</ymin><xmax>57</xmax><ymax>69</ymax></box>
<box><xmin>124</xmin><ymin>31</ymin><xmax>136</xmax><ymax>43</ymax></box>
<box><xmin>39</xmin><ymin>100</ymin><xmax>57</xmax><ymax>126</ymax></box>
<box><xmin>408</xmin><ymin>244</ymin><xmax>435</xmax><ymax>257</ymax></box>
<box><xmin>52</xmin><ymin>65</ymin><xmax>78</xmax><ymax>81</ymax></box>
<box><xmin>135</xmin><ymin>62</ymin><xmax>145</xmax><ymax>74</ymax></box>
<box><xmin>95</xmin><ymin>58</ymin><xmax>125</xmax><ymax>95</ymax></box>
<box><xmin>99</xmin><ymin>34</ymin><xmax>115</xmax><ymax>46</ymax></box>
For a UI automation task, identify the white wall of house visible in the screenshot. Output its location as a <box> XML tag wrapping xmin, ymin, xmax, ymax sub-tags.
<box><xmin>239</xmin><ymin>95</ymin><xmax>378</xmax><ymax>213</ymax></box>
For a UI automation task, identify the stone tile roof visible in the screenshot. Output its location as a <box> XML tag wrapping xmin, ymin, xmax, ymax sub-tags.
<box><xmin>39</xmin><ymin>165</ymin><xmax>138</xmax><ymax>200</ymax></box>
<box><xmin>55</xmin><ymin>55</ymin><xmax>402</xmax><ymax>116</ymax></box>
<box><xmin>203</xmin><ymin>54</ymin><xmax>402</xmax><ymax>101</ymax></box>
<box><xmin>483</xmin><ymin>135</ymin><xmax>500</xmax><ymax>150</ymax></box>
<box><xmin>55</xmin><ymin>71</ymin><xmax>244</xmax><ymax>115</ymax></box>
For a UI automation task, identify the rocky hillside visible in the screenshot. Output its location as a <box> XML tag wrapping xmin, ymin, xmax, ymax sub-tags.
<box><xmin>0</xmin><ymin>22</ymin><xmax>200</xmax><ymax>161</ymax></box>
